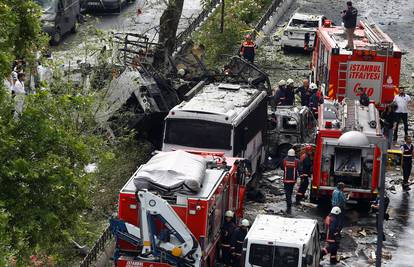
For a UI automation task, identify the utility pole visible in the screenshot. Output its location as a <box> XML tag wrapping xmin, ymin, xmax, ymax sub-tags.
<box><xmin>220</xmin><ymin>0</ymin><xmax>225</xmax><ymax>33</ymax></box>
<box><xmin>375</xmin><ymin>140</ymin><xmax>387</xmax><ymax>267</ymax></box>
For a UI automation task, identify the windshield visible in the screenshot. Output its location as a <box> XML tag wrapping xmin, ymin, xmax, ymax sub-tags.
<box><xmin>164</xmin><ymin>119</ymin><xmax>232</xmax><ymax>150</ymax></box>
<box><xmin>249</xmin><ymin>244</ymin><xmax>299</xmax><ymax>267</ymax></box>
<box><xmin>34</xmin><ymin>0</ymin><xmax>57</xmax><ymax>12</ymax></box>
<box><xmin>290</xmin><ymin>19</ymin><xmax>319</xmax><ymax>28</ymax></box>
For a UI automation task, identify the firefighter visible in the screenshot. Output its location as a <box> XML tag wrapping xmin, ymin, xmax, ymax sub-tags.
<box><xmin>239</xmin><ymin>34</ymin><xmax>256</xmax><ymax>63</ymax></box>
<box><xmin>230</xmin><ymin>219</ymin><xmax>249</xmax><ymax>267</ymax></box>
<box><xmin>283</xmin><ymin>149</ymin><xmax>299</xmax><ymax>214</ymax></box>
<box><xmin>286</xmin><ymin>78</ymin><xmax>295</xmax><ymax>105</ymax></box>
<box><xmin>296</xmin><ymin>145</ymin><xmax>313</xmax><ymax>204</ymax></box>
<box><xmin>332</xmin><ymin>182</ymin><xmax>347</xmax><ymax>230</ymax></box>
<box><xmin>341</xmin><ymin>1</ymin><xmax>358</xmax><ymax>50</ymax></box>
<box><xmin>357</xmin><ymin>87</ymin><xmax>370</xmax><ymax>106</ymax></box>
<box><xmin>308</xmin><ymin>83</ymin><xmax>320</xmax><ymax>117</ymax></box>
<box><xmin>296</xmin><ymin>79</ymin><xmax>311</xmax><ymax>107</ymax></box>
<box><xmin>401</xmin><ymin>136</ymin><xmax>414</xmax><ymax>191</ymax></box>
<box><xmin>220</xmin><ymin>210</ymin><xmax>236</xmax><ymax>267</ymax></box>
<box><xmin>321</xmin><ymin>207</ymin><xmax>341</xmax><ymax>264</ymax></box>
<box><xmin>274</xmin><ymin>80</ymin><xmax>288</xmax><ymax>106</ymax></box>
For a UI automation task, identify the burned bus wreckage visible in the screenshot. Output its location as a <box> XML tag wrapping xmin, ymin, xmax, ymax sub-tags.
<box><xmin>93</xmin><ymin>33</ymin><xmax>271</xmax><ymax>147</ymax></box>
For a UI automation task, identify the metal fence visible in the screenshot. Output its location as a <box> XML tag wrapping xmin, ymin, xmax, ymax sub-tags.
<box><xmin>174</xmin><ymin>0</ymin><xmax>222</xmax><ymax>52</ymax></box>
<box><xmin>79</xmin><ymin>225</ymin><xmax>113</xmax><ymax>267</ymax></box>
<box><xmin>251</xmin><ymin>0</ymin><xmax>283</xmax><ymax>39</ymax></box>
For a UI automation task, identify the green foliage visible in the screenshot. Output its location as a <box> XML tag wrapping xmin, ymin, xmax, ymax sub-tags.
<box><xmin>0</xmin><ymin>0</ymin><xmax>48</xmax><ymax>76</ymax></box>
<box><xmin>0</xmin><ymin>86</ymin><xmax>105</xmax><ymax>263</ymax></box>
<box><xmin>196</xmin><ymin>0</ymin><xmax>273</xmax><ymax>66</ymax></box>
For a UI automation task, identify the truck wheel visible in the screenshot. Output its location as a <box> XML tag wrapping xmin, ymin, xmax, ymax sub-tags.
<box><xmin>310</xmin><ymin>190</ymin><xmax>318</xmax><ymax>204</ymax></box>
<box><xmin>50</xmin><ymin>28</ymin><xmax>61</xmax><ymax>45</ymax></box>
<box><xmin>71</xmin><ymin>21</ymin><xmax>79</xmax><ymax>33</ymax></box>
<box><xmin>356</xmin><ymin>200</ymin><xmax>371</xmax><ymax>213</ymax></box>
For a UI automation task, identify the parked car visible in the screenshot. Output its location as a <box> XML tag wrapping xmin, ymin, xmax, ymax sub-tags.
<box><xmin>85</xmin><ymin>0</ymin><xmax>134</xmax><ymax>12</ymax></box>
<box><xmin>281</xmin><ymin>13</ymin><xmax>326</xmax><ymax>51</ymax></box>
<box><xmin>35</xmin><ymin>0</ymin><xmax>81</xmax><ymax>45</ymax></box>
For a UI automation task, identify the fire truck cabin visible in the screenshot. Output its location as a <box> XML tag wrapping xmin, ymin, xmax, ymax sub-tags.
<box><xmin>116</xmin><ymin>150</ymin><xmax>249</xmax><ymax>266</ymax></box>
<box><xmin>312</xmin><ymin>20</ymin><xmax>402</xmax><ymax>108</ymax></box>
<box><xmin>311</xmin><ymin>99</ymin><xmax>386</xmax><ymax>203</ymax></box>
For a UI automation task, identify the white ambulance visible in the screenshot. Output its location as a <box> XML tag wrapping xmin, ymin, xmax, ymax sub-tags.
<box><xmin>243</xmin><ymin>214</ymin><xmax>321</xmax><ymax>267</ymax></box>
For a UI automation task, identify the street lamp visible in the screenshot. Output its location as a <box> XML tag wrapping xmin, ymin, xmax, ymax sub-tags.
<box><xmin>220</xmin><ymin>0</ymin><xmax>225</xmax><ymax>33</ymax></box>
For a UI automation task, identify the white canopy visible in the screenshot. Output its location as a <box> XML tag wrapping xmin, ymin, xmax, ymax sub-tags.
<box><xmin>133</xmin><ymin>151</ymin><xmax>207</xmax><ymax>193</ymax></box>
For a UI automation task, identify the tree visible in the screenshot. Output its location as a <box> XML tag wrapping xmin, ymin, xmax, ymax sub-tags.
<box><xmin>0</xmin><ymin>0</ymin><xmax>47</xmax><ymax>76</ymax></box>
<box><xmin>154</xmin><ymin>0</ymin><xmax>185</xmax><ymax>67</ymax></box>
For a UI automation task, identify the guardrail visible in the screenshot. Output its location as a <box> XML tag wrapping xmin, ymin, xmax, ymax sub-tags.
<box><xmin>174</xmin><ymin>0</ymin><xmax>222</xmax><ymax>53</ymax></box>
<box><xmin>79</xmin><ymin>225</ymin><xmax>113</xmax><ymax>267</ymax></box>
<box><xmin>251</xmin><ymin>0</ymin><xmax>283</xmax><ymax>40</ymax></box>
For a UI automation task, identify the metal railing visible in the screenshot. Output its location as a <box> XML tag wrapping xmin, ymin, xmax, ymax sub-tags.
<box><xmin>250</xmin><ymin>0</ymin><xmax>283</xmax><ymax>39</ymax></box>
<box><xmin>79</xmin><ymin>225</ymin><xmax>113</xmax><ymax>267</ymax></box>
<box><xmin>174</xmin><ymin>0</ymin><xmax>222</xmax><ymax>52</ymax></box>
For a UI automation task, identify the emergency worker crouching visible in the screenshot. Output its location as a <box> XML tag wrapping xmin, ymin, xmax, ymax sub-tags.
<box><xmin>220</xmin><ymin>210</ymin><xmax>236</xmax><ymax>266</ymax></box>
<box><xmin>296</xmin><ymin>145</ymin><xmax>313</xmax><ymax>204</ymax></box>
<box><xmin>230</xmin><ymin>219</ymin><xmax>250</xmax><ymax>267</ymax></box>
<box><xmin>283</xmin><ymin>149</ymin><xmax>299</xmax><ymax>214</ymax></box>
<box><xmin>321</xmin><ymin>207</ymin><xmax>341</xmax><ymax>264</ymax></box>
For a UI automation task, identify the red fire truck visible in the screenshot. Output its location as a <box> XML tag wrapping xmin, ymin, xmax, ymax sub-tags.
<box><xmin>111</xmin><ymin>150</ymin><xmax>250</xmax><ymax>267</ymax></box>
<box><xmin>311</xmin><ymin>99</ymin><xmax>387</xmax><ymax>205</ymax></box>
<box><xmin>312</xmin><ymin>20</ymin><xmax>402</xmax><ymax>108</ymax></box>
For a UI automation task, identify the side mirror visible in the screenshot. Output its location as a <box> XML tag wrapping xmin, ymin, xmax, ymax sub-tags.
<box><xmin>241</xmin><ymin>126</ymin><xmax>249</xmax><ymax>151</ymax></box>
<box><xmin>302</xmin><ymin>254</ymin><xmax>314</xmax><ymax>266</ymax></box>
<box><xmin>306</xmin><ymin>255</ymin><xmax>314</xmax><ymax>265</ymax></box>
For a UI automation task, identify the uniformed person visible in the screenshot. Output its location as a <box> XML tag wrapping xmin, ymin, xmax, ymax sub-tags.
<box><xmin>239</xmin><ymin>34</ymin><xmax>256</xmax><ymax>63</ymax></box>
<box><xmin>296</xmin><ymin>145</ymin><xmax>313</xmax><ymax>204</ymax></box>
<box><xmin>401</xmin><ymin>136</ymin><xmax>414</xmax><ymax>191</ymax></box>
<box><xmin>283</xmin><ymin>149</ymin><xmax>299</xmax><ymax>214</ymax></box>
<box><xmin>220</xmin><ymin>210</ymin><xmax>236</xmax><ymax>266</ymax></box>
<box><xmin>321</xmin><ymin>207</ymin><xmax>341</xmax><ymax>264</ymax></box>
<box><xmin>230</xmin><ymin>219</ymin><xmax>249</xmax><ymax>267</ymax></box>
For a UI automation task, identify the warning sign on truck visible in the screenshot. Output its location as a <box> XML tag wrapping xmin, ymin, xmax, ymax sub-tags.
<box><xmin>346</xmin><ymin>61</ymin><xmax>384</xmax><ymax>103</ymax></box>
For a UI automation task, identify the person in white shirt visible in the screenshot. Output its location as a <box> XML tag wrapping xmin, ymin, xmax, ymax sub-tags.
<box><xmin>12</xmin><ymin>73</ymin><xmax>26</xmax><ymax>96</ymax></box>
<box><xmin>393</xmin><ymin>87</ymin><xmax>411</xmax><ymax>141</ymax></box>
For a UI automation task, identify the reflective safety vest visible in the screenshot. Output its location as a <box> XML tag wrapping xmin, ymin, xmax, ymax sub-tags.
<box><xmin>402</xmin><ymin>144</ymin><xmax>413</xmax><ymax>158</ymax></box>
<box><xmin>283</xmin><ymin>158</ymin><xmax>299</xmax><ymax>183</ymax></box>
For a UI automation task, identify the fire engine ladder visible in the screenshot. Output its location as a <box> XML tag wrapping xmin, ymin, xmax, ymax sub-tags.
<box><xmin>337</xmin><ymin>63</ymin><xmax>348</xmax><ymax>99</ymax></box>
<box><xmin>361</xmin><ymin>20</ymin><xmax>393</xmax><ymax>50</ymax></box>
<box><xmin>344</xmin><ymin>99</ymin><xmax>359</xmax><ymax>131</ymax></box>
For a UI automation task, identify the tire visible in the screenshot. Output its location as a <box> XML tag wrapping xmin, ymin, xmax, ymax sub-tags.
<box><xmin>310</xmin><ymin>189</ymin><xmax>318</xmax><ymax>204</ymax></box>
<box><xmin>50</xmin><ymin>28</ymin><xmax>61</xmax><ymax>45</ymax></box>
<box><xmin>71</xmin><ymin>20</ymin><xmax>79</xmax><ymax>33</ymax></box>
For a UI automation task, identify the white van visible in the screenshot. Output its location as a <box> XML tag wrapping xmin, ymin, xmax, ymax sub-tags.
<box><xmin>243</xmin><ymin>215</ymin><xmax>321</xmax><ymax>267</ymax></box>
<box><xmin>281</xmin><ymin>13</ymin><xmax>325</xmax><ymax>51</ymax></box>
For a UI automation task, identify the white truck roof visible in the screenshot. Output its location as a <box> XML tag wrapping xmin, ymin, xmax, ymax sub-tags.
<box><xmin>290</xmin><ymin>13</ymin><xmax>323</xmax><ymax>22</ymax></box>
<box><xmin>167</xmin><ymin>83</ymin><xmax>266</xmax><ymax>125</ymax></box>
<box><xmin>246</xmin><ymin>214</ymin><xmax>317</xmax><ymax>246</ymax></box>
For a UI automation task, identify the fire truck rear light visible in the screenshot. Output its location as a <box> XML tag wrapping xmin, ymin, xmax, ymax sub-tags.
<box><xmin>370</xmin><ymin>51</ymin><xmax>377</xmax><ymax>56</ymax></box>
<box><xmin>129</xmin><ymin>204</ymin><xmax>137</xmax><ymax>209</ymax></box>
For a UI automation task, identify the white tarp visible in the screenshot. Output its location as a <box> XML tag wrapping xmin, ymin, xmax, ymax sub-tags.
<box><xmin>133</xmin><ymin>151</ymin><xmax>207</xmax><ymax>193</ymax></box>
